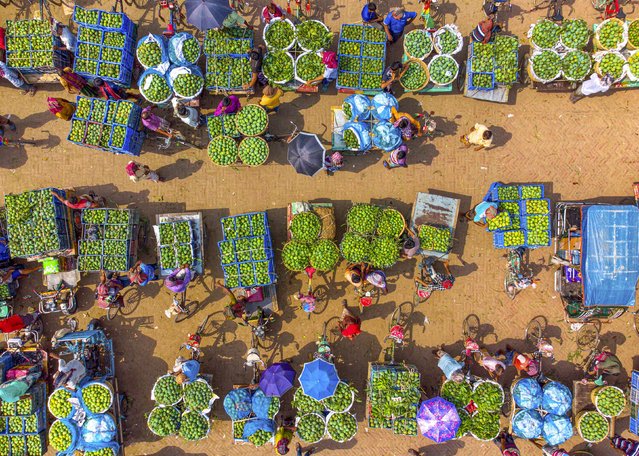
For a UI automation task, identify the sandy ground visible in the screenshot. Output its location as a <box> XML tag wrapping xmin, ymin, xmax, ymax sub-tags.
<box><xmin>2</xmin><ymin>0</ymin><xmax>639</xmax><ymax>455</ymax></box>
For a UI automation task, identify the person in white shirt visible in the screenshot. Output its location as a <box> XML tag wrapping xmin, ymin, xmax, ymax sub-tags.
<box><xmin>570</xmin><ymin>73</ymin><xmax>613</xmax><ymax>103</ymax></box>
<box><xmin>172</xmin><ymin>98</ymin><xmax>204</xmax><ymax>128</ymax></box>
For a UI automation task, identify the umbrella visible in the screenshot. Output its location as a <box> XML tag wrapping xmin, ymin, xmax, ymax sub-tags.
<box><xmin>299</xmin><ymin>358</ymin><xmax>339</xmax><ymax>401</ymax></box>
<box><xmin>185</xmin><ymin>0</ymin><xmax>232</xmax><ymax>31</ymax></box>
<box><xmin>287</xmin><ymin>132</ymin><xmax>326</xmax><ymax>177</ymax></box>
<box><xmin>259</xmin><ymin>362</ymin><xmax>296</xmax><ymax>397</ymax></box>
<box><xmin>417</xmin><ymin>397</ymin><xmax>460</xmax><ymax>443</ymax></box>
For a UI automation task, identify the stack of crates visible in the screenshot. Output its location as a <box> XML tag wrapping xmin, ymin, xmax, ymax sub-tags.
<box><xmin>336</xmin><ymin>24</ymin><xmax>387</xmax><ymax>91</ymax></box>
<box><xmin>4</xmin><ymin>19</ymin><xmax>71</xmax><ymax>74</ymax></box>
<box><xmin>68</xmin><ymin>95</ymin><xmax>144</xmax><ymax>156</ymax></box>
<box><xmin>203</xmin><ymin>28</ymin><xmax>254</xmax><ymax>92</ymax></box>
<box><xmin>77</xmin><ymin>208</ymin><xmax>139</xmax><ymax>272</ymax></box>
<box><xmin>158</xmin><ymin>220</ymin><xmax>196</xmax><ymax>274</ymax></box>
<box><xmin>0</xmin><ymin>382</ymin><xmax>47</xmax><ymax>456</ymax></box>
<box><xmin>218</xmin><ymin>211</ymin><xmax>276</xmax><ymax>288</ymax></box>
<box><xmin>631</xmin><ymin>371</ymin><xmax>639</xmax><ymax>436</ymax></box>
<box><xmin>72</xmin><ymin>6</ymin><xmax>136</xmax><ymax>87</ymax></box>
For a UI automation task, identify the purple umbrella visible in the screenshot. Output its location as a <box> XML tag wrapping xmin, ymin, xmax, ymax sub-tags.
<box><xmin>259</xmin><ymin>362</ymin><xmax>296</xmax><ymax>397</ymax></box>
<box><xmin>417</xmin><ymin>397</ymin><xmax>460</xmax><ymax>443</ymax></box>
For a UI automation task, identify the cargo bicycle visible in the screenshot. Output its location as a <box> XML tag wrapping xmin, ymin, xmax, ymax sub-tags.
<box><xmin>382</xmin><ymin>302</ymin><xmax>413</xmax><ymax>364</ymax></box>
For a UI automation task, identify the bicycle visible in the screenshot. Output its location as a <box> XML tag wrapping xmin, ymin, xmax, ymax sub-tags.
<box><xmin>524</xmin><ymin>316</ymin><xmax>554</xmax><ymax>376</ymax></box>
<box><xmin>0</xmin><ymin>136</ymin><xmax>36</xmax><ymax>148</ymax></box>
<box><xmin>383</xmin><ymin>302</ymin><xmax>412</xmax><ymax>364</ymax></box>
<box><xmin>574</xmin><ymin>320</ymin><xmax>602</xmax><ymax>372</ymax></box>
<box><xmin>240</xmin><ymin>306</ymin><xmax>274</xmax><ymax>349</ymax></box>
<box><xmin>413</xmin><ymin>255</ymin><xmax>452</xmax><ymax>305</ymax></box>
<box><xmin>165</xmin><ymin>290</ymin><xmax>199</xmax><ymax>323</ymax></box>
<box><xmin>415</xmin><ymin>112</ymin><xmax>446</xmax><ymax>140</ymax></box>
<box><xmin>287</xmin><ymin>0</ymin><xmax>312</xmax><ymax>19</ymax></box>
<box><xmin>460</xmin><ymin>314</ymin><xmax>482</xmax><ymax>373</ymax></box>
<box><xmin>244</xmin><ymin>333</ymin><xmax>266</xmax><ymax>384</ymax></box>
<box><xmin>263</xmin><ymin>121</ymin><xmax>300</xmax><ymax>143</ymax></box>
<box><xmin>504</xmin><ymin>247</ymin><xmax>537</xmax><ymax>300</ymax></box>
<box><xmin>150</xmin><ymin>127</ymin><xmax>201</xmax><ymax>150</ymax></box>
<box><xmin>180</xmin><ymin>315</ymin><xmax>210</xmax><ymax>360</ymax></box>
<box><xmin>314</xmin><ymin>319</ymin><xmax>336</xmax><ymax>363</ymax></box>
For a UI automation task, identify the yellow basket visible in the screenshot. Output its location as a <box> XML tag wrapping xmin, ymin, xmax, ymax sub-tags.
<box><xmin>576</xmin><ymin>410</ymin><xmax>609</xmax><ymax>443</ymax></box>
<box><xmin>594</xmin><ymin>18</ymin><xmax>626</xmax><ymax>50</ymax></box>
<box><xmin>400</xmin><ymin>58</ymin><xmax>430</xmax><ymax>92</ymax></box>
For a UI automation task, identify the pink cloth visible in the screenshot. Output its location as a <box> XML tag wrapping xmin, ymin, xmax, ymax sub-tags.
<box><xmin>261</xmin><ymin>4</ymin><xmax>283</xmax><ymax>22</ymax></box>
<box><xmin>213</xmin><ymin>95</ymin><xmax>240</xmax><ymax>116</ymax></box>
<box><xmin>322</xmin><ymin>51</ymin><xmax>338</xmax><ymax>69</ymax></box>
<box><xmin>125</xmin><ymin>161</ymin><xmax>139</xmax><ymax>177</ymax></box>
<box><xmin>482</xmin><ymin>356</ymin><xmax>506</xmax><ymax>372</ymax></box>
<box><xmin>141</xmin><ymin>106</ymin><xmax>166</xmax><ymax>131</ymax></box>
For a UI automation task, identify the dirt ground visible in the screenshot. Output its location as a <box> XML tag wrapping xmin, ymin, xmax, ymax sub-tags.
<box><xmin>2</xmin><ymin>0</ymin><xmax>639</xmax><ymax>454</ymax></box>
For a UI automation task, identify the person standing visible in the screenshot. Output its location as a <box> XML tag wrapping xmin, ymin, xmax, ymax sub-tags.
<box><xmin>259</xmin><ymin>85</ymin><xmax>284</xmax><ymax>113</ymax></box>
<box><xmin>244</xmin><ymin>45</ymin><xmax>267</xmax><ymax>91</ymax></box>
<box><xmin>51</xmin><ymin>190</ymin><xmax>102</xmax><ymax>209</ymax></box>
<box><xmin>51</xmin><ymin>20</ymin><xmax>77</xmax><ymax>53</ymax></box>
<box><xmin>303</xmin><ymin>51</ymin><xmax>338</xmax><ymax>92</ymax></box>
<box><xmin>128</xmin><ymin>261</ymin><xmax>159</xmax><ymax>287</ymax></box>
<box><xmin>172</xmin><ymin>99</ymin><xmax>204</xmax><ymax>128</ymax></box>
<box><xmin>141</xmin><ymin>106</ymin><xmax>172</xmax><ymax>138</ymax></box>
<box><xmin>570</xmin><ymin>73</ymin><xmax>613</xmax><ymax>103</ymax></box>
<box><xmin>383</xmin><ymin>7</ymin><xmax>417</xmax><ymax>43</ymax></box>
<box><xmin>460</xmin><ymin>123</ymin><xmax>493</xmax><ymax>151</ymax></box>
<box><xmin>125</xmin><ymin>161</ymin><xmax>162</xmax><ymax>183</ymax></box>
<box><xmin>383</xmin><ymin>143</ymin><xmax>409</xmax><ymax>169</ymax></box>
<box><xmin>0</xmin><ymin>52</ymin><xmax>36</xmax><ymax>96</ymax></box>
<box><xmin>381</xmin><ymin>61</ymin><xmax>409</xmax><ymax>93</ymax></box>
<box><xmin>214</xmin><ymin>95</ymin><xmax>241</xmax><ymax>116</ymax></box>
<box><xmin>434</xmin><ymin>346</ymin><xmax>465</xmax><ymax>382</ymax></box>
<box><xmin>46</xmin><ymin>98</ymin><xmax>76</xmax><ymax>121</ymax></box>
<box><xmin>324</xmin><ymin>152</ymin><xmax>343</xmax><ymax>175</ymax></box>
<box><xmin>261</xmin><ymin>2</ymin><xmax>284</xmax><ymax>23</ymax></box>
<box><xmin>392</xmin><ymin>107</ymin><xmax>422</xmax><ymax>141</ymax></box>
<box><xmin>57</xmin><ymin>67</ymin><xmax>97</xmax><ymax>97</ymax></box>
<box><xmin>222</xmin><ymin>9</ymin><xmax>254</xmax><ymax>30</ymax></box>
<box><xmin>0</xmin><ymin>115</ymin><xmax>16</xmax><ymax>137</ymax></box>
<box><xmin>275</xmin><ymin>418</ymin><xmax>295</xmax><ymax>455</ymax></box>
<box><xmin>338</xmin><ymin>300</ymin><xmax>362</xmax><ymax>340</ymax></box>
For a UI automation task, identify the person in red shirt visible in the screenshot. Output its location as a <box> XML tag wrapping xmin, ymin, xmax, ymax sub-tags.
<box><xmin>51</xmin><ymin>190</ymin><xmax>102</xmax><ymax>209</ymax></box>
<box><xmin>262</xmin><ymin>2</ymin><xmax>284</xmax><ymax>23</ymax></box>
<box><xmin>0</xmin><ymin>313</ymin><xmax>39</xmax><ymax>334</ymax></box>
<box><xmin>338</xmin><ymin>300</ymin><xmax>361</xmax><ymax>340</ymax></box>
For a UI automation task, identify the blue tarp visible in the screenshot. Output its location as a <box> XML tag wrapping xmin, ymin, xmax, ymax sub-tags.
<box><xmin>582</xmin><ymin>205</ymin><xmax>639</xmax><ymax>307</ymax></box>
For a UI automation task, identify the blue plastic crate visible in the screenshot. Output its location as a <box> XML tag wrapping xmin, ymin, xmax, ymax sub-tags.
<box><xmin>520</xmin><ymin>198</ymin><xmax>551</xmax><ymax>217</ymax></box>
<box><xmin>74</xmin><ymin>6</ymin><xmax>134</xmax><ymax>35</ymax></box>
<box><xmin>486</xmin><ymin>211</ymin><xmax>512</xmax><ymax>232</ymax></box>
<box><xmin>0</xmin><ymin>417</ymin><xmax>7</xmax><ymax>435</ymax></box>
<box><xmin>339</xmin><ymin>23</ymin><xmax>365</xmax><ymax>42</ymax></box>
<box><xmin>222</xmin><ymin>263</ymin><xmax>240</xmax><ymax>287</ymax></box>
<box><xmin>232</xmin><ymin>236</ymin><xmax>273</xmax><ymax>263</ymax></box>
<box><xmin>632</xmin><ymin>371</ymin><xmax>639</xmax><ymax>390</ymax></box>
<box><xmin>238</xmin><ymin>260</ymin><xmax>276</xmax><ymax>287</ymax></box>
<box><xmin>336</xmin><ymin>70</ymin><xmax>361</xmax><ymax>90</ymax></box>
<box><xmin>217</xmin><ymin>239</ymin><xmax>237</xmax><ymax>265</ymax></box>
<box><xmin>360</xmin><ymin>56</ymin><xmax>384</xmax><ymax>75</ymax></box>
<box><xmin>337</xmin><ymin>41</ymin><xmax>363</xmax><ymax>57</ymax></box>
<box><xmin>108</xmin><ymin>125</ymin><xmax>144</xmax><ymax>155</ymax></box>
<box><xmin>631</xmin><ymin>417</ymin><xmax>638</xmax><ymax>436</ymax></box>
<box><xmin>220</xmin><ymin>211</ymin><xmax>271</xmax><ymax>241</ymax></box>
<box><xmin>22</xmin><ymin>433</ymin><xmax>46</xmax><ymax>455</ymax></box>
<box><xmin>493</xmin><ymin>230</ymin><xmax>527</xmax><ymax>249</ymax></box>
<box><xmin>97</xmin><ymin>52</ymin><xmax>133</xmax><ymax>86</ymax></box>
<box><xmin>518</xmin><ymin>184</ymin><xmax>545</xmax><ymax>200</ymax></box>
<box><xmin>525</xmin><ymin>229</ymin><xmax>552</xmax><ymax>248</ymax></box>
<box><xmin>467</xmin><ymin>70</ymin><xmax>495</xmax><ymax>91</ymax></box>
<box><xmin>21</xmin><ymin>411</ymin><xmax>46</xmax><ymax>435</ymax></box>
<box><xmin>490</xmin><ymin>184</ymin><xmax>519</xmax><ymax>202</ymax></box>
<box><xmin>112</xmin><ymin>100</ymin><xmax>142</xmax><ymax>129</ymax></box>
<box><xmin>521</xmin><ymin>214</ymin><xmax>551</xmax><ymax>232</ymax></box>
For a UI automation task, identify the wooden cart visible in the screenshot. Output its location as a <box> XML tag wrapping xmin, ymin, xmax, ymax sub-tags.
<box><xmin>153</xmin><ymin>211</ymin><xmax>205</xmax><ymax>277</ymax></box>
<box><xmin>410</xmin><ymin>191</ymin><xmax>460</xmax><ymax>261</ymax></box>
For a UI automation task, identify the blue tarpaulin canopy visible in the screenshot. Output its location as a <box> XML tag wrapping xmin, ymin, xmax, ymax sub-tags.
<box><xmin>582</xmin><ymin>205</ymin><xmax>639</xmax><ymax>307</ymax></box>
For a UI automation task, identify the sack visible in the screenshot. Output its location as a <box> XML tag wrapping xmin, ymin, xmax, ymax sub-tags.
<box><xmin>80</xmin><ymin>413</ymin><xmax>117</xmax><ymax>444</ymax></box>
<box><xmin>168</xmin><ymin>32</ymin><xmax>200</xmax><ymax>65</ymax></box>
<box><xmin>372</xmin><ymin>121</ymin><xmax>402</xmax><ymax>151</ymax></box>
<box><xmin>343</xmin><ymin>94</ymin><xmax>371</xmax><ymax>121</ymax></box>
<box><xmin>371</xmin><ymin>92</ymin><xmax>398</xmax><ymax>121</ymax></box>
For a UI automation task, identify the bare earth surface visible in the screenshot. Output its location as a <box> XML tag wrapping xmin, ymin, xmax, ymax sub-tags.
<box><xmin>2</xmin><ymin>0</ymin><xmax>639</xmax><ymax>455</ymax></box>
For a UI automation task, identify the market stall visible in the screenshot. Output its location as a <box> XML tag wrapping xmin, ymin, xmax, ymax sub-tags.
<box><xmin>336</xmin><ymin>24</ymin><xmax>387</xmax><ymax>94</ymax></box>
<box><xmin>153</xmin><ymin>211</ymin><xmax>204</xmax><ymax>277</ymax></box>
<box><xmin>73</xmin><ymin>6</ymin><xmax>136</xmax><ymax>87</ymax></box>
<box><xmin>331</xmin><ymin>92</ymin><xmax>402</xmax><ymax>154</ymax></box>
<box><xmin>49</xmin><ymin>321</ymin><xmax>126</xmax><ymax>455</ymax></box>
<box><xmin>77</xmin><ymin>208</ymin><xmax>140</xmax><ymax>272</ymax></box>
<box><xmin>0</xmin><ymin>347</ymin><xmax>48</xmax><ymax>456</ymax></box>
<box><xmin>67</xmin><ymin>96</ymin><xmax>145</xmax><ymax>156</ymax></box>
<box><xmin>554</xmin><ymin>203</ymin><xmax>639</xmax><ymax>321</ymax></box>
<box><xmin>225</xmin><ymin>386</ymin><xmax>280</xmax><ymax>446</ymax></box>
<box><xmin>366</xmin><ymin>363</ymin><xmax>421</xmax><ymax>436</ymax></box>
<box><xmin>203</xmin><ymin>28</ymin><xmax>253</xmax><ymax>94</ymax></box>
<box><xmin>572</xmin><ymin>380</ymin><xmax>625</xmax><ymax>443</ymax></box>
<box><xmin>410</xmin><ymin>191</ymin><xmax>460</xmax><ymax>261</ymax></box>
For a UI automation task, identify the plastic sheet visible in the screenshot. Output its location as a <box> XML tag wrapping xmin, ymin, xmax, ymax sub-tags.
<box><xmin>542</xmin><ymin>413</ymin><xmax>573</xmax><ymax>445</ymax></box>
<box><xmin>343</xmin><ymin>94</ymin><xmax>371</xmax><ymax>121</ymax></box>
<box><xmin>582</xmin><ymin>205</ymin><xmax>639</xmax><ymax>307</ymax></box>
<box><xmin>242</xmin><ymin>418</ymin><xmax>275</xmax><ymax>439</ymax></box>
<box><xmin>512</xmin><ymin>409</ymin><xmax>543</xmax><ymax>439</ymax></box>
<box><xmin>372</xmin><ymin>121</ymin><xmax>402</xmax><ymax>151</ymax></box>
<box><xmin>512</xmin><ymin>378</ymin><xmax>542</xmax><ymax>410</ymax></box>
<box><xmin>542</xmin><ymin>382</ymin><xmax>572</xmax><ymax>416</ymax></box>
<box><xmin>136</xmin><ymin>34</ymin><xmax>168</xmax><ymax>70</ymax></box>
<box><xmin>80</xmin><ymin>413</ymin><xmax>117</xmax><ymax>444</ymax></box>
<box><xmin>223</xmin><ymin>388</ymin><xmax>253</xmax><ymax>420</ymax></box>
<box><xmin>251</xmin><ymin>388</ymin><xmax>274</xmax><ymax>419</ymax></box>
<box><xmin>168</xmin><ymin>32</ymin><xmax>200</xmax><ymax>66</ymax></box>
<box><xmin>343</xmin><ymin>121</ymin><xmax>372</xmax><ymax>151</ymax></box>
<box><xmin>371</xmin><ymin>92</ymin><xmax>398</xmax><ymax>120</ymax></box>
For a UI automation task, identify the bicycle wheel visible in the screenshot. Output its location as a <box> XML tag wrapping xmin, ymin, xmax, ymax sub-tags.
<box><xmin>388</xmin><ymin>307</ymin><xmax>401</xmax><ymax>331</ymax></box>
<box><xmin>257</xmin><ymin>332</ymin><xmax>275</xmax><ymax>350</ymax></box>
<box><xmin>106</xmin><ymin>303</ymin><xmax>121</xmax><ymax>320</ymax></box>
<box><xmin>525</xmin><ymin>319</ymin><xmax>544</xmax><ymax>347</ymax></box>
<box><xmin>462</xmin><ymin>314</ymin><xmax>480</xmax><ymax>339</ymax></box>
<box><xmin>576</xmin><ymin>320</ymin><xmax>601</xmax><ymax>351</ymax></box>
<box><xmin>174</xmin><ymin>305</ymin><xmax>192</xmax><ymax>324</ymax></box>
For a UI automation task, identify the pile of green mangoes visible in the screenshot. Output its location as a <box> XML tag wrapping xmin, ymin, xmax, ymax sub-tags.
<box><xmin>91</xmin><ymin>100</ymin><xmax>107</xmax><ymax>122</ymax></box>
<box><xmin>527</xmin><ymin>230</ymin><xmax>549</xmax><ymax>246</ymax></box>
<box><xmin>327</xmin><ymin>412</ymin><xmax>357</xmax><ymax>442</ymax></box>
<box><xmin>248</xmin><ymin>429</ymin><xmax>273</xmax><ymax>446</ymax></box>
<box><xmin>263</xmin><ymin>51</ymin><xmax>294</xmax><ymax>82</ymax></box>
<box><xmin>111</xmin><ymin>125</ymin><xmax>126</xmax><ymax>148</ymax></box>
<box><xmin>368</xmin><ymin>236</ymin><xmax>400</xmax><ymax>269</ymax></box>
<box><xmin>503</xmin><ymin>230</ymin><xmax>525</xmax><ymax>247</ymax></box>
<box><xmin>436</xmin><ymin>29</ymin><xmax>459</xmax><ymax>54</ymax></box>
<box><xmin>48</xmin><ymin>388</ymin><xmax>72</xmax><ymax>418</ymax></box>
<box><xmin>6</xmin><ymin>19</ymin><xmax>48</xmax><ymax>36</ymax></box>
<box><xmin>376</xmin><ymin>209</ymin><xmax>404</xmax><ymax>238</ymax></box>
<box><xmin>83</xmin><ymin>207</ymin><xmax>107</xmax><ymax>223</ymax></box>
<box><xmin>176</xmin><ymin>244</ymin><xmax>193</xmax><ymax>265</ymax></box>
<box><xmin>364</xmin><ymin>26</ymin><xmax>386</xmax><ymax>42</ymax></box>
<box><xmin>233</xmin><ymin>420</ymin><xmax>246</xmax><ymax>439</ymax></box>
<box><xmin>322</xmin><ymin>382</ymin><xmax>355</xmax><ymax>412</ymax></box>
<box><xmin>147</xmin><ymin>406</ymin><xmax>180</xmax><ymax>436</ymax></box>
<box><xmin>69</xmin><ymin>120</ymin><xmax>86</xmax><ymax>142</ymax></box>
<box><xmin>404</xmin><ymin>29</ymin><xmax>433</xmax><ymax>58</ymax></box>
<box><xmin>82</xmin><ymin>383</ymin><xmax>112</xmax><ymax>414</ymax></box>
<box><xmin>531</xmin><ymin>19</ymin><xmax>560</xmax><ymax>49</ymax></box>
<box><xmin>341</xmin><ymin>25</ymin><xmax>363</xmax><ymax>40</ymax></box>
<box><xmin>629</xmin><ymin>20</ymin><xmax>639</xmax><ymax>48</ymax></box>
<box><xmin>79</xmin><ymin>27</ymin><xmax>102</xmax><ymax>44</ymax></box>
<box><xmin>219</xmin><ymin>241</ymin><xmax>235</xmax><ymax>264</ymax></box>
<box><xmin>498</xmin><ymin>185</ymin><xmax>518</xmax><ymax>200</ymax></box>
<box><xmin>441</xmin><ymin>379</ymin><xmax>472</xmax><ymax>408</ymax></box>
<box><xmin>578</xmin><ymin>411</ymin><xmax>608</xmax><ymax>442</ymax></box>
<box><xmin>562</xmin><ymin>50</ymin><xmax>591</xmax><ymax>81</ymax></box>
<box><xmin>253</xmin><ymin>260</ymin><xmax>270</xmax><ymax>285</ymax></box>
<box><xmin>361</xmin><ymin>73</ymin><xmax>382</xmax><ymax>89</ymax></box>
<box><xmin>101</xmin><ymin>47</ymin><xmax>122</xmax><ymax>64</ymax></box>
<box><xmin>100</xmin><ymin>12</ymin><xmax>123</xmax><ymax>29</ymax></box>
<box><xmin>629</xmin><ymin>53</ymin><xmax>639</xmax><ymax>79</ymax></box>
<box><xmin>475</xmin><ymin>73</ymin><xmax>495</xmax><ymax>88</ymax></box>
<box><xmin>472</xmin><ymin>43</ymin><xmax>494</xmax><ymax>72</ymax></box>
<box><xmin>487</xmin><ymin>211</ymin><xmax>512</xmax><ymax>231</ymax></box>
<box><xmin>596</xmin><ymin>386</ymin><xmax>626</xmax><ymax>417</ymax></box>
<box><xmin>85</xmin><ymin>448</ymin><xmax>114</xmax><ymax>456</ymax></box>
<box><xmin>141</xmin><ymin>73</ymin><xmax>172</xmax><ymax>103</ymax></box>
<box><xmin>473</xmin><ymin>381</ymin><xmax>504</xmax><ymax>412</ymax></box>
<box><xmin>418</xmin><ymin>224</ymin><xmax>451</xmax><ymax>253</ymax></box>
<box><xmin>103</xmin><ymin>256</ymin><xmax>127</xmax><ymax>271</ymax></box>
<box><xmin>362</xmin><ymin>58</ymin><xmax>383</xmax><ymax>73</ymax></box>
<box><xmin>400</xmin><ymin>61</ymin><xmax>428</xmax><ymax>91</ymax></box>
<box><xmin>521</xmin><ymin>185</ymin><xmax>542</xmax><ymax>199</ymax></box>
<box><xmin>561</xmin><ymin>18</ymin><xmax>590</xmax><ymax>49</ymax></box>
<box><xmin>297</xmin><ymin>413</ymin><xmax>326</xmax><ymax>442</ymax></box>
<box><xmin>204</xmin><ymin>28</ymin><xmax>252</xmax><ymax>54</ymax></box>
<box><xmin>238</xmin><ymin>137</ymin><xmax>269</xmax><ymax>166</ymax></box>
<box><xmin>208</xmin><ymin>136</ymin><xmax>238</xmax><ymax>166</ymax></box>
<box><xmin>471</xmin><ymin>411</ymin><xmax>501</xmax><ymax>441</ymax></box>
<box><xmin>393</xmin><ymin>418</ymin><xmax>418</xmax><ymax>436</ymax></box>
<box><xmin>31</xmin><ymin>36</ymin><xmax>53</xmax><ymax>51</ymax></box>
<box><xmin>310</xmin><ymin>240</ymin><xmax>340</xmax><ymax>271</ymax></box>
<box><xmin>104</xmin><ymin>31</ymin><xmax>126</xmax><ymax>47</ymax></box>
<box><xmin>26</xmin><ymin>435</ymin><xmax>43</xmax><ymax>456</ymax></box>
<box><xmin>161</xmin><ymin>247</ymin><xmax>177</xmax><ymax>270</ymax></box>
<box><xmin>598</xmin><ymin>52</ymin><xmax>626</xmax><ymax>80</ymax></box>
<box><xmin>99</xmin><ymin>62</ymin><xmax>120</xmax><ymax>79</ymax></box>
<box><xmin>531</xmin><ymin>50</ymin><xmax>561</xmax><ymax>81</ymax></box>
<box><xmin>78</xmin><ymin>43</ymin><xmax>100</xmax><ymax>60</ymax></box>
<box><xmin>363</xmin><ymin>43</ymin><xmax>384</xmax><ymax>58</ymax></box>
<box><xmin>338</xmin><ymin>41</ymin><xmax>360</xmax><ymax>57</ymax></box>
<box><xmin>347</xmin><ymin>203</ymin><xmax>380</xmax><ymax>234</ymax></box>
<box><xmin>153</xmin><ymin>375</ymin><xmax>183</xmax><ymax>405</ymax></box>
<box><xmin>76</xmin><ymin>59</ymin><xmax>98</xmax><ymax>75</ymax></box>
<box><xmin>597</xmin><ymin>19</ymin><xmax>625</xmax><ymax>49</ymax></box>
<box><xmin>179</xmin><ymin>411</ymin><xmax>209</xmax><ymax>441</ymax></box>
<box><xmin>296</xmin><ymin>52</ymin><xmax>324</xmax><ymax>82</ymax></box>
<box><xmin>137</xmin><ymin>41</ymin><xmax>163</xmax><ymax>68</ymax></box>
<box><xmin>293</xmin><ymin>388</ymin><xmax>324</xmax><ymax>414</ymax></box>
<box><xmin>291</xmin><ymin>212</ymin><xmax>321</xmax><ymax>242</ymax></box>
<box><xmin>236</xmin><ymin>105</ymin><xmax>268</xmax><ymax>136</ymax></box>
<box><xmin>338</xmin><ymin>73</ymin><xmax>358</xmax><ymax>88</ymax></box>
<box><xmin>428</xmin><ymin>55</ymin><xmax>458</xmax><ymax>85</ymax></box>
<box><xmin>296</xmin><ymin>20</ymin><xmax>332</xmax><ymax>51</ymax></box>
<box><xmin>181</xmin><ymin>37</ymin><xmax>201</xmax><ymax>63</ymax></box>
<box><xmin>8</xmin><ymin>416</ymin><xmax>22</xmax><ymax>433</ymax></box>
<box><xmin>265</xmin><ymin>20</ymin><xmax>295</xmax><ymax>49</ymax></box>
<box><xmin>526</xmin><ymin>199</ymin><xmax>549</xmax><ymax>214</ymax></box>
<box><xmin>173</xmin><ymin>73</ymin><xmax>203</xmax><ymax>98</ymax></box>
<box><xmin>340</xmin><ymin>232</ymin><xmax>370</xmax><ymax>263</ymax></box>
<box><xmin>75</xmin><ymin>6</ymin><xmax>99</xmax><ymax>25</ymax></box>
<box><xmin>282</xmin><ymin>240</ymin><xmax>312</xmax><ymax>271</ymax></box>
<box><xmin>49</xmin><ymin>420</ymin><xmax>73</xmax><ymax>452</ymax></box>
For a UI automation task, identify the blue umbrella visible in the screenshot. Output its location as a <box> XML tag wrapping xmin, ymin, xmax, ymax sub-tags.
<box><xmin>259</xmin><ymin>362</ymin><xmax>296</xmax><ymax>397</ymax></box>
<box><xmin>417</xmin><ymin>397</ymin><xmax>460</xmax><ymax>443</ymax></box>
<box><xmin>184</xmin><ymin>0</ymin><xmax>232</xmax><ymax>31</ymax></box>
<box><xmin>299</xmin><ymin>358</ymin><xmax>339</xmax><ymax>401</ymax></box>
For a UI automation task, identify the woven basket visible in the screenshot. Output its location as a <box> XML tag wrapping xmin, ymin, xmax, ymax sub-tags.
<box><xmin>400</xmin><ymin>59</ymin><xmax>430</xmax><ymax>92</ymax></box>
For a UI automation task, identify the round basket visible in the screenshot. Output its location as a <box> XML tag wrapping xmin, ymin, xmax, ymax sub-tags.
<box><xmin>208</xmin><ymin>136</ymin><xmax>239</xmax><ymax>167</ymax></box>
<box><xmin>628</xmin><ymin>52</ymin><xmax>639</xmax><ymax>81</ymax></box>
<box><xmin>235</xmin><ymin>104</ymin><xmax>268</xmax><ymax>137</ymax></box>
<box><xmin>433</xmin><ymin>25</ymin><xmax>463</xmax><ymax>55</ymax></box>
<box><xmin>376</xmin><ymin>208</ymin><xmax>406</xmax><ymax>239</ymax></box>
<box><xmin>294</xmin><ymin>51</ymin><xmax>324</xmax><ymax>84</ymax></box>
<box><xmin>529</xmin><ymin>20</ymin><xmax>561</xmax><ymax>50</ymax></box>
<box><xmin>179</xmin><ymin>410</ymin><xmax>211</xmax><ymax>441</ymax></box>
<box><xmin>80</xmin><ymin>380</ymin><xmax>114</xmax><ymax>414</ymax></box>
<box><xmin>403</xmin><ymin>29</ymin><xmax>433</xmax><ymax>60</ymax></box>
<box><xmin>594</xmin><ymin>51</ymin><xmax>627</xmax><ymax>83</ymax></box>
<box><xmin>168</xmin><ymin>65</ymin><xmax>204</xmax><ymax>101</ymax></box>
<box><xmin>561</xmin><ymin>50</ymin><xmax>593</xmax><ymax>82</ymax></box>
<box><xmin>594</xmin><ymin>18</ymin><xmax>628</xmax><ymax>51</ymax></box>
<box><xmin>325</xmin><ymin>411</ymin><xmax>358</xmax><ymax>443</ymax></box>
<box><xmin>48</xmin><ymin>387</ymin><xmax>75</xmax><ymax>419</ymax></box>
<box><xmin>147</xmin><ymin>405</ymin><xmax>181</xmax><ymax>437</ymax></box>
<box><xmin>472</xmin><ymin>379</ymin><xmax>505</xmax><ymax>413</ymax></box>
<box><xmin>295</xmin><ymin>412</ymin><xmax>326</xmax><ymax>443</ymax></box>
<box><xmin>454</xmin><ymin>408</ymin><xmax>471</xmax><ymax>439</ymax></box>
<box><xmin>263</xmin><ymin>51</ymin><xmax>295</xmax><ymax>84</ymax></box>
<box><xmin>593</xmin><ymin>385</ymin><xmax>626</xmax><ymax>417</ymax></box>
<box><xmin>238</xmin><ymin>136</ymin><xmax>270</xmax><ymax>166</ymax></box>
<box><xmin>263</xmin><ymin>18</ymin><xmax>297</xmax><ymax>51</ymax></box>
<box><xmin>427</xmin><ymin>54</ymin><xmax>459</xmax><ymax>86</ymax></box>
<box><xmin>323</xmin><ymin>382</ymin><xmax>355</xmax><ymax>413</ymax></box>
<box><xmin>296</xmin><ymin>19</ymin><xmax>331</xmax><ymax>52</ymax></box>
<box><xmin>151</xmin><ymin>374</ymin><xmax>183</xmax><ymax>406</ymax></box>
<box><xmin>470</xmin><ymin>419</ymin><xmax>501</xmax><ymax>442</ymax></box>
<box><xmin>527</xmin><ymin>50</ymin><xmax>562</xmax><ymax>83</ymax></box>
<box><xmin>628</xmin><ymin>20</ymin><xmax>639</xmax><ymax>49</ymax></box>
<box><xmin>576</xmin><ymin>410</ymin><xmax>609</xmax><ymax>443</ymax></box>
<box><xmin>399</xmin><ymin>58</ymin><xmax>430</xmax><ymax>92</ymax></box>
<box><xmin>49</xmin><ymin>419</ymin><xmax>79</xmax><ymax>453</ymax></box>
<box><xmin>138</xmin><ymin>70</ymin><xmax>173</xmax><ymax>105</ymax></box>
